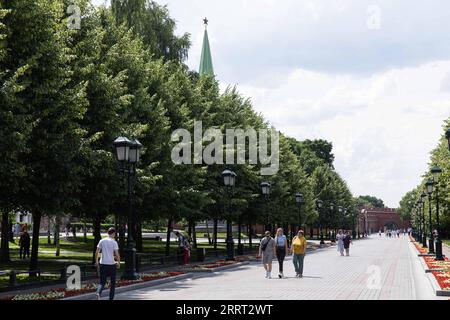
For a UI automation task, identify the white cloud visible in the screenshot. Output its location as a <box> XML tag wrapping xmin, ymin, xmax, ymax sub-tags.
<box><xmin>90</xmin><ymin>0</ymin><xmax>450</xmax><ymax>207</ymax></box>
<box><xmin>234</xmin><ymin>61</ymin><xmax>450</xmax><ymax>207</ymax></box>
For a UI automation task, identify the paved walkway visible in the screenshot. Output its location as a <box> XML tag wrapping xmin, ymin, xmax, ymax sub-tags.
<box><xmin>114</xmin><ymin>235</ymin><xmax>439</xmax><ymax>300</ymax></box>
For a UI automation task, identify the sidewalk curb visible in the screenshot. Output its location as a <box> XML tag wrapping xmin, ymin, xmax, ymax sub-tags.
<box><xmin>413</xmin><ymin>242</ymin><xmax>450</xmax><ymax>297</ymax></box>
<box><xmin>61</xmin><ymin>273</ymin><xmax>192</xmax><ymax>300</ymax></box>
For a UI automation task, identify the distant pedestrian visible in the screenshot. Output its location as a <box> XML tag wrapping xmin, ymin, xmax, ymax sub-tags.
<box><xmin>336</xmin><ymin>230</ymin><xmax>345</xmax><ymax>256</ymax></box>
<box><xmin>259</xmin><ymin>231</ymin><xmax>276</xmax><ymax>279</ymax></box>
<box><xmin>274</xmin><ymin>228</ymin><xmax>289</xmax><ymax>279</ymax></box>
<box><xmin>95</xmin><ymin>228</ymin><xmax>121</xmax><ymax>300</ymax></box>
<box><xmin>19</xmin><ymin>229</ymin><xmax>31</xmax><ymax>259</ymax></box>
<box><xmin>343</xmin><ymin>231</ymin><xmax>352</xmax><ymax>256</ymax></box>
<box><xmin>397</xmin><ymin>230</ymin><xmax>400</xmax><ymax>238</ymax></box>
<box><xmin>175</xmin><ymin>231</ymin><xmax>191</xmax><ymax>265</ymax></box>
<box><xmin>291</xmin><ymin>230</ymin><xmax>307</xmax><ymax>278</ymax></box>
<box><xmin>379</xmin><ymin>230</ymin><xmax>382</xmax><ymax>237</ymax></box>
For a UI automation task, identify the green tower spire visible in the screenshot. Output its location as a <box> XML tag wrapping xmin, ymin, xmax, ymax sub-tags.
<box><xmin>199</xmin><ymin>18</ymin><xmax>214</xmax><ymax>76</ymax></box>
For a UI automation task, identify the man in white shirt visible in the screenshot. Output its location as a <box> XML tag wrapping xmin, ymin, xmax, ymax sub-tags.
<box><xmin>95</xmin><ymin>228</ymin><xmax>120</xmax><ymax>300</ymax></box>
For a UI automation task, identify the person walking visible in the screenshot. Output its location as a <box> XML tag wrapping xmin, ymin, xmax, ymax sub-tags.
<box><xmin>291</xmin><ymin>230</ymin><xmax>307</xmax><ymax>278</ymax></box>
<box><xmin>274</xmin><ymin>228</ymin><xmax>289</xmax><ymax>279</ymax></box>
<box><xmin>343</xmin><ymin>231</ymin><xmax>352</xmax><ymax>256</ymax></box>
<box><xmin>259</xmin><ymin>231</ymin><xmax>276</xmax><ymax>279</ymax></box>
<box><xmin>95</xmin><ymin>228</ymin><xmax>120</xmax><ymax>300</ymax></box>
<box><xmin>19</xmin><ymin>228</ymin><xmax>30</xmax><ymax>259</ymax></box>
<box><xmin>379</xmin><ymin>229</ymin><xmax>382</xmax><ymax>237</ymax></box>
<box><xmin>336</xmin><ymin>229</ymin><xmax>345</xmax><ymax>256</ymax></box>
<box><xmin>175</xmin><ymin>231</ymin><xmax>191</xmax><ymax>265</ymax></box>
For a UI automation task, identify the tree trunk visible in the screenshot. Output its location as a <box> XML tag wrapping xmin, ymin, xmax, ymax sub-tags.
<box><xmin>55</xmin><ymin>217</ymin><xmax>60</xmax><ymax>257</ymax></box>
<box><xmin>118</xmin><ymin>217</ymin><xmax>125</xmax><ymax>258</ymax></box>
<box><xmin>248</xmin><ymin>222</ymin><xmax>252</xmax><ymax>249</ymax></box>
<box><xmin>192</xmin><ymin>221</ymin><xmax>197</xmax><ymax>249</ymax></box>
<box><xmin>47</xmin><ymin>218</ymin><xmax>51</xmax><ymax>244</ymax></box>
<box><xmin>136</xmin><ymin>220</ymin><xmax>143</xmax><ymax>252</ymax></box>
<box><xmin>83</xmin><ymin>221</ymin><xmax>87</xmax><ymax>243</ymax></box>
<box><xmin>188</xmin><ymin>219</ymin><xmax>192</xmax><ymax>239</ymax></box>
<box><xmin>114</xmin><ymin>213</ymin><xmax>119</xmax><ymax>242</ymax></box>
<box><xmin>205</xmin><ymin>220</ymin><xmax>212</xmax><ymax>245</ymax></box>
<box><xmin>0</xmin><ymin>210</ymin><xmax>10</xmax><ymax>263</ymax></box>
<box><xmin>29</xmin><ymin>211</ymin><xmax>42</xmax><ymax>276</ymax></box>
<box><xmin>213</xmin><ymin>218</ymin><xmax>218</xmax><ymax>251</ymax></box>
<box><xmin>238</xmin><ymin>217</ymin><xmax>242</xmax><ymax>246</ymax></box>
<box><xmin>165</xmin><ymin>217</ymin><xmax>172</xmax><ymax>256</ymax></box>
<box><xmin>92</xmin><ymin>214</ymin><xmax>101</xmax><ymax>264</ymax></box>
<box><xmin>72</xmin><ymin>224</ymin><xmax>77</xmax><ymax>239</ymax></box>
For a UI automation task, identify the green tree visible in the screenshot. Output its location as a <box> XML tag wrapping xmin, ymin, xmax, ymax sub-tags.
<box><xmin>2</xmin><ymin>0</ymin><xmax>88</xmax><ymax>272</ymax></box>
<box><xmin>111</xmin><ymin>0</ymin><xmax>190</xmax><ymax>62</ymax></box>
<box><xmin>357</xmin><ymin>195</ymin><xmax>385</xmax><ymax>208</ymax></box>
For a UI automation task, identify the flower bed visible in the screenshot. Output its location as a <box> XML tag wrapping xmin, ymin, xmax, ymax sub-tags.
<box><xmin>1</xmin><ymin>271</ymin><xmax>184</xmax><ymax>300</ymax></box>
<box><xmin>191</xmin><ymin>259</ymin><xmax>239</xmax><ymax>270</ymax></box>
<box><xmin>432</xmin><ymin>271</ymin><xmax>450</xmax><ymax>290</ymax></box>
<box><xmin>410</xmin><ymin>236</ymin><xmax>450</xmax><ymax>292</ymax></box>
<box><xmin>423</xmin><ymin>256</ymin><xmax>450</xmax><ymax>271</ymax></box>
<box><xmin>409</xmin><ymin>236</ymin><xmax>429</xmax><ymax>255</ymax></box>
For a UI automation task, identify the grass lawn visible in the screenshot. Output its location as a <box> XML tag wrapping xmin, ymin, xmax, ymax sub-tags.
<box><xmin>443</xmin><ymin>239</ymin><xmax>450</xmax><ymax>247</ymax></box>
<box><xmin>0</xmin><ymin>233</ymin><xmax>260</xmax><ymax>289</ymax></box>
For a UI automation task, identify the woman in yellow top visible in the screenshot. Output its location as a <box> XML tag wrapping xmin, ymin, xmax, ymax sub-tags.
<box><xmin>291</xmin><ymin>230</ymin><xmax>307</xmax><ymax>278</ymax></box>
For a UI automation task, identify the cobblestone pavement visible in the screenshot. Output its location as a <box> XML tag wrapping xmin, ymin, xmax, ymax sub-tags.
<box><xmin>114</xmin><ymin>235</ymin><xmax>439</xmax><ymax>300</ymax></box>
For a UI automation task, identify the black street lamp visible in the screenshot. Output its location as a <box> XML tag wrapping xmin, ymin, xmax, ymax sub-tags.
<box><xmin>425</xmin><ymin>180</ymin><xmax>435</xmax><ymax>255</ymax></box>
<box><xmin>431</xmin><ymin>166</ymin><xmax>444</xmax><ymax>260</ymax></box>
<box><xmin>446</xmin><ymin>128</ymin><xmax>450</xmax><ymax>151</ymax></box>
<box><xmin>316</xmin><ymin>200</ymin><xmax>324</xmax><ymax>245</ymax></box>
<box><xmin>363</xmin><ymin>210</ymin><xmax>367</xmax><ymax>237</ymax></box>
<box><xmin>261</xmin><ymin>182</ymin><xmax>271</xmax><ymax>231</ymax></box>
<box><xmin>222</xmin><ymin>169</ymin><xmax>236</xmax><ymax>261</ymax></box>
<box><xmin>295</xmin><ymin>193</ymin><xmax>304</xmax><ymax>232</ymax></box>
<box><xmin>349</xmin><ymin>208</ymin><xmax>356</xmax><ymax>238</ymax></box>
<box><xmin>329</xmin><ymin>203</ymin><xmax>336</xmax><ymax>242</ymax></box>
<box><xmin>415</xmin><ymin>200</ymin><xmax>422</xmax><ymax>243</ymax></box>
<box><xmin>338</xmin><ymin>206</ymin><xmax>343</xmax><ymax>232</ymax></box>
<box><xmin>114</xmin><ymin>137</ymin><xmax>142</xmax><ymax>280</ymax></box>
<box><xmin>420</xmin><ymin>192</ymin><xmax>428</xmax><ymax>248</ymax></box>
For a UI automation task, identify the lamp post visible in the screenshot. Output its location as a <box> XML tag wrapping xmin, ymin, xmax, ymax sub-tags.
<box><xmin>415</xmin><ymin>200</ymin><xmax>421</xmax><ymax>243</ymax></box>
<box><xmin>316</xmin><ymin>200</ymin><xmax>324</xmax><ymax>245</ymax></box>
<box><xmin>222</xmin><ymin>169</ymin><xmax>236</xmax><ymax>261</ymax></box>
<box><xmin>295</xmin><ymin>193</ymin><xmax>304</xmax><ymax>232</ymax></box>
<box><xmin>431</xmin><ymin>166</ymin><xmax>444</xmax><ymax>260</ymax></box>
<box><xmin>261</xmin><ymin>182</ymin><xmax>271</xmax><ymax>231</ymax></box>
<box><xmin>349</xmin><ymin>208</ymin><xmax>356</xmax><ymax>238</ymax></box>
<box><xmin>425</xmin><ymin>180</ymin><xmax>435</xmax><ymax>255</ymax></box>
<box><xmin>338</xmin><ymin>206</ymin><xmax>343</xmax><ymax>235</ymax></box>
<box><xmin>421</xmin><ymin>192</ymin><xmax>427</xmax><ymax>248</ymax></box>
<box><xmin>114</xmin><ymin>137</ymin><xmax>142</xmax><ymax>280</ymax></box>
<box><xmin>363</xmin><ymin>210</ymin><xmax>367</xmax><ymax>237</ymax></box>
<box><xmin>328</xmin><ymin>203</ymin><xmax>335</xmax><ymax>242</ymax></box>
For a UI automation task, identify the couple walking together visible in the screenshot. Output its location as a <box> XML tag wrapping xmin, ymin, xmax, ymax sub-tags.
<box><xmin>259</xmin><ymin>228</ymin><xmax>307</xmax><ymax>279</ymax></box>
<box><xmin>336</xmin><ymin>230</ymin><xmax>352</xmax><ymax>256</ymax></box>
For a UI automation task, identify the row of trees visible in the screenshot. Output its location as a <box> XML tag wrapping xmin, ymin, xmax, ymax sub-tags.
<box><xmin>0</xmin><ymin>0</ymin><xmax>359</xmax><ymax>271</ymax></box>
<box><xmin>397</xmin><ymin>118</ymin><xmax>450</xmax><ymax>238</ymax></box>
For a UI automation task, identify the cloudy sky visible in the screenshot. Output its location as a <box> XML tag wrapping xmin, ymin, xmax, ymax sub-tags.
<box><xmin>93</xmin><ymin>0</ymin><xmax>450</xmax><ymax>207</ymax></box>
